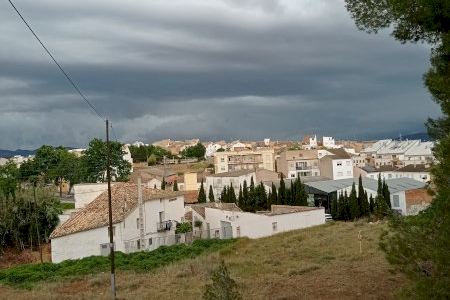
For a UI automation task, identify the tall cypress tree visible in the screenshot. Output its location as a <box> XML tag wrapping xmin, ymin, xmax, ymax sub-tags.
<box><xmin>248</xmin><ymin>176</ymin><xmax>256</xmax><ymax>211</ymax></box>
<box><xmin>198</xmin><ymin>180</ymin><xmax>206</xmax><ymax>203</ymax></box>
<box><xmin>271</xmin><ymin>183</ymin><xmax>278</xmax><ymax>205</ymax></box>
<box><xmin>242</xmin><ymin>180</ymin><xmax>249</xmax><ymax>211</ymax></box>
<box><xmin>173</xmin><ymin>180</ymin><xmax>178</xmax><ymax>191</ymax></box>
<box><xmin>256</xmin><ymin>182</ymin><xmax>267</xmax><ymax>210</ymax></box>
<box><xmin>229</xmin><ymin>183</ymin><xmax>237</xmax><ymax>204</ymax></box>
<box><xmin>208</xmin><ymin>185</ymin><xmax>215</xmax><ymax>202</ymax></box>
<box><xmin>343</xmin><ymin>190</ymin><xmax>350</xmax><ymax>221</ymax></box>
<box><xmin>331</xmin><ymin>193</ymin><xmax>338</xmax><ymax>220</ymax></box>
<box><xmin>278</xmin><ymin>174</ymin><xmax>286</xmax><ymax>205</ymax></box>
<box><xmin>369</xmin><ymin>193</ymin><xmax>374</xmax><ymax>214</ymax></box>
<box><xmin>382</xmin><ymin>179</ymin><xmax>391</xmax><ymax>208</ymax></box>
<box><xmin>349</xmin><ymin>183</ymin><xmax>359</xmax><ymax>220</ymax></box>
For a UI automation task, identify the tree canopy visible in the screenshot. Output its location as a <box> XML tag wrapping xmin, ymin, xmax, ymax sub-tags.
<box><xmin>345</xmin><ymin>1</ymin><xmax>450</xmax><ymax>297</ymax></box>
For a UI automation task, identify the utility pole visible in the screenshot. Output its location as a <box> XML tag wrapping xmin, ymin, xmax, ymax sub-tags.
<box><xmin>106</xmin><ymin>119</ymin><xmax>116</xmax><ymax>300</ymax></box>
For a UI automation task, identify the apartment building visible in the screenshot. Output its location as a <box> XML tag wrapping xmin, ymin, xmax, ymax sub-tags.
<box><xmin>318</xmin><ymin>148</ymin><xmax>353</xmax><ymax>180</ymax></box>
<box><xmin>277</xmin><ymin>150</ymin><xmax>320</xmax><ymax>179</ymax></box>
<box><xmin>213</xmin><ymin>149</ymin><xmax>275</xmax><ymax>174</ymax></box>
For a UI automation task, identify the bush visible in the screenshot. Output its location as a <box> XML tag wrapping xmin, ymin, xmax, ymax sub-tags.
<box><xmin>0</xmin><ymin>239</ymin><xmax>234</xmax><ymax>287</ymax></box>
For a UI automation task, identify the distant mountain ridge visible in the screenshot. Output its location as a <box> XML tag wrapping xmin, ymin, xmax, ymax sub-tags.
<box><xmin>0</xmin><ymin>149</ymin><xmax>36</xmax><ymax>158</ymax></box>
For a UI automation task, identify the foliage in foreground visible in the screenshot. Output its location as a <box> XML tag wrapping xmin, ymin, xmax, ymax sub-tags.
<box><xmin>345</xmin><ymin>0</ymin><xmax>450</xmax><ymax>298</ymax></box>
<box><xmin>0</xmin><ymin>239</ymin><xmax>234</xmax><ymax>288</ymax></box>
<box><xmin>203</xmin><ymin>260</ymin><xmax>242</xmax><ymax>300</ymax></box>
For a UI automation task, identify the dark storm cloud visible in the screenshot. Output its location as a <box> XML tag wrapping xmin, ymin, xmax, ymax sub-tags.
<box><xmin>0</xmin><ymin>0</ymin><xmax>440</xmax><ymax>149</ymax></box>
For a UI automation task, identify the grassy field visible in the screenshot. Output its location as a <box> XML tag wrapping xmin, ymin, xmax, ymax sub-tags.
<box><xmin>0</xmin><ymin>221</ymin><xmax>407</xmax><ymax>299</ymax></box>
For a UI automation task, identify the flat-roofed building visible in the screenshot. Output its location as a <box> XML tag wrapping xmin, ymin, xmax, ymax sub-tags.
<box><xmin>214</xmin><ymin>149</ymin><xmax>275</xmax><ymax>174</ymax></box>
<box><xmin>277</xmin><ymin>150</ymin><xmax>320</xmax><ymax>179</ymax></box>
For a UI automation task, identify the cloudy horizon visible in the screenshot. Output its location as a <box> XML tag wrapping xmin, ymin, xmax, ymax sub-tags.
<box><xmin>0</xmin><ymin>0</ymin><xmax>441</xmax><ymax>150</ymax></box>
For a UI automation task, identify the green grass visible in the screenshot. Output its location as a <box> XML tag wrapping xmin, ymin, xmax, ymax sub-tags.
<box><xmin>59</xmin><ymin>202</ymin><xmax>75</xmax><ymax>210</ymax></box>
<box><xmin>0</xmin><ymin>239</ymin><xmax>234</xmax><ymax>288</ymax></box>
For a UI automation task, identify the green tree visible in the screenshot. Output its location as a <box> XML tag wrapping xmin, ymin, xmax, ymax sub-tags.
<box><xmin>349</xmin><ymin>183</ymin><xmax>359</xmax><ymax>220</ymax></box>
<box><xmin>382</xmin><ymin>179</ymin><xmax>391</xmax><ymax>208</ymax></box>
<box><xmin>0</xmin><ymin>161</ymin><xmax>19</xmax><ymax>202</ymax></box>
<box><xmin>173</xmin><ymin>180</ymin><xmax>178</xmax><ymax>191</ymax></box>
<box><xmin>278</xmin><ymin>174</ymin><xmax>286</xmax><ymax>205</ymax></box>
<box><xmin>209</xmin><ymin>185</ymin><xmax>215</xmax><ymax>202</ymax></box>
<box><xmin>238</xmin><ymin>185</ymin><xmax>243</xmax><ymax>207</ymax></box>
<box><xmin>270</xmin><ymin>183</ymin><xmax>278</xmax><ymax>206</ymax></box>
<box><xmin>242</xmin><ymin>180</ymin><xmax>248</xmax><ymax>210</ymax></box>
<box><xmin>203</xmin><ymin>260</ymin><xmax>242</xmax><ymax>300</ymax></box>
<box><xmin>229</xmin><ymin>183</ymin><xmax>237</xmax><ymax>204</ymax></box>
<box><xmin>358</xmin><ymin>175</ymin><xmax>369</xmax><ymax>217</ymax></box>
<box><xmin>81</xmin><ymin>138</ymin><xmax>131</xmax><ymax>182</ymax></box>
<box><xmin>345</xmin><ymin>2</ymin><xmax>450</xmax><ymax>294</ymax></box>
<box><xmin>181</xmin><ymin>143</ymin><xmax>206</xmax><ymax>159</ymax></box>
<box><xmin>331</xmin><ymin>193</ymin><xmax>338</xmax><ymax>220</ymax></box>
<box><xmin>369</xmin><ymin>193</ymin><xmax>375</xmax><ymax>214</ymax></box>
<box><xmin>198</xmin><ymin>180</ymin><xmax>207</xmax><ymax>203</ymax></box>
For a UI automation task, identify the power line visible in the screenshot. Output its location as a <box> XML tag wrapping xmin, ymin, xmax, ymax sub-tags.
<box><xmin>7</xmin><ymin>0</ymin><xmax>104</xmax><ymax>121</ymax></box>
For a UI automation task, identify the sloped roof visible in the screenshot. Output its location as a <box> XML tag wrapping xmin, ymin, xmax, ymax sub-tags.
<box><xmin>184</xmin><ymin>190</ymin><xmax>199</xmax><ymax>204</ymax></box>
<box><xmin>50</xmin><ymin>183</ymin><xmax>184</xmax><ymax>239</ymax></box>
<box><xmin>396</xmin><ymin>164</ymin><xmax>431</xmax><ymax>172</ymax></box>
<box><xmin>304</xmin><ymin>177</ymin><xmax>426</xmax><ymax>194</ymax></box>
<box><xmin>321</xmin><ymin>148</ymin><xmax>351</xmax><ymax>160</ymax></box>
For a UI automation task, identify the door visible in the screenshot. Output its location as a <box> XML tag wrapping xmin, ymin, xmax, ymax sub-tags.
<box><xmin>220</xmin><ymin>221</ymin><xmax>233</xmax><ymax>239</ymax></box>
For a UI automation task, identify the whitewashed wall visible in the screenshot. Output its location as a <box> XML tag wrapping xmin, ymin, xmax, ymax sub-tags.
<box><xmin>202</xmin><ymin>207</ymin><xmax>325</xmax><ymax>239</ymax></box>
<box><xmin>73</xmin><ymin>183</ymin><xmax>110</xmax><ymax>209</ymax></box>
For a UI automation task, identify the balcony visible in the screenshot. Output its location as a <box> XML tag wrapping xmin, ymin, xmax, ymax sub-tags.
<box><xmin>156</xmin><ymin>220</ymin><xmax>173</xmax><ymax>232</ymax></box>
<box><xmin>295</xmin><ymin>165</ymin><xmax>315</xmax><ymax>171</ymax></box>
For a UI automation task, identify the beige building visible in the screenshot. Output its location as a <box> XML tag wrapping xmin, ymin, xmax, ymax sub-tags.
<box><xmin>213</xmin><ymin>149</ymin><xmax>275</xmax><ymax>174</ymax></box>
<box><xmin>277</xmin><ymin>150</ymin><xmax>320</xmax><ymax>179</ymax></box>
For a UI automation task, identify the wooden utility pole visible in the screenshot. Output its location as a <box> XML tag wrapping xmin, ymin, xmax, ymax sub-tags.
<box><xmin>106</xmin><ymin>119</ymin><xmax>116</xmax><ymax>300</ymax></box>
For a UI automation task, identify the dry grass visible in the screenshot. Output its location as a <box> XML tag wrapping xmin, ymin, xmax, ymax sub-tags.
<box><xmin>0</xmin><ymin>221</ymin><xmax>407</xmax><ymax>299</ymax></box>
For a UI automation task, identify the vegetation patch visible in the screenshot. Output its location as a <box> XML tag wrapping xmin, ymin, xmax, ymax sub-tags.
<box><xmin>0</xmin><ymin>239</ymin><xmax>235</xmax><ymax>288</ymax></box>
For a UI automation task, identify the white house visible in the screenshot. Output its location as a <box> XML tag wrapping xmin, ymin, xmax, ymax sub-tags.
<box><xmin>322</xmin><ymin>136</ymin><xmax>341</xmax><ymax>149</ymax></box>
<box><xmin>319</xmin><ymin>148</ymin><xmax>353</xmax><ymax>180</ymax></box>
<box><xmin>354</xmin><ymin>164</ymin><xmax>431</xmax><ymax>183</ymax></box>
<box><xmin>50</xmin><ymin>182</ymin><xmax>185</xmax><ymax>263</ymax></box>
<box><xmin>190</xmin><ymin>203</ymin><xmax>325</xmax><ymax>239</ymax></box>
<box><xmin>205</xmin><ymin>143</ymin><xmax>224</xmax><ymax>158</ymax></box>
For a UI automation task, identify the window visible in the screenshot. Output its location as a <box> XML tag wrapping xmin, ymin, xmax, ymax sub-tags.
<box><xmin>220</xmin><ymin>157</ymin><xmax>225</xmax><ymax>162</ymax></box>
<box><xmin>137</xmin><ymin>240</ymin><xmax>141</xmax><ymax>250</ymax></box>
<box><xmin>236</xmin><ymin>226</ymin><xmax>241</xmax><ymax>237</ymax></box>
<box><xmin>272</xmin><ymin>222</ymin><xmax>278</xmax><ymax>232</ymax></box>
<box><xmin>136</xmin><ymin>218</ymin><xmax>140</xmax><ymax>229</ymax></box>
<box><xmin>291</xmin><ymin>174</ymin><xmax>295</xmax><ymax>178</ymax></box>
<box><xmin>393</xmin><ymin>195</ymin><xmax>400</xmax><ymax>207</ymax></box>
<box><xmin>148</xmin><ymin>238</ymin><xmax>152</xmax><ymax>246</ymax></box>
<box><xmin>215</xmin><ymin>230</ymin><xmax>220</xmax><ymax>238</ymax></box>
<box><xmin>337</xmin><ymin>161</ymin><xmax>342</xmax><ymax>166</ymax></box>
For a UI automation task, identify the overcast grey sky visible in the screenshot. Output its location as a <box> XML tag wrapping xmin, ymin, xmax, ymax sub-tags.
<box><xmin>0</xmin><ymin>0</ymin><xmax>441</xmax><ymax>149</ymax></box>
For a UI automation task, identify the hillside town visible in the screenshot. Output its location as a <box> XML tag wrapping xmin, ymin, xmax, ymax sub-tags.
<box><xmin>0</xmin><ymin>135</ymin><xmax>434</xmax><ymax>262</ymax></box>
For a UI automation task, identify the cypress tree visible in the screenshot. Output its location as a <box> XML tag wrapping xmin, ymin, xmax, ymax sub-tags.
<box><xmin>382</xmin><ymin>179</ymin><xmax>391</xmax><ymax>208</ymax></box>
<box><xmin>349</xmin><ymin>183</ymin><xmax>359</xmax><ymax>220</ymax></box>
<box><xmin>198</xmin><ymin>180</ymin><xmax>206</xmax><ymax>203</ymax></box>
<box><xmin>220</xmin><ymin>186</ymin><xmax>226</xmax><ymax>202</ymax></box>
<box><xmin>208</xmin><ymin>185</ymin><xmax>215</xmax><ymax>202</ymax></box>
<box><xmin>248</xmin><ymin>176</ymin><xmax>256</xmax><ymax>211</ymax></box>
<box><xmin>278</xmin><ymin>174</ymin><xmax>286</xmax><ymax>205</ymax></box>
<box><xmin>343</xmin><ymin>190</ymin><xmax>350</xmax><ymax>221</ymax></box>
<box><xmin>229</xmin><ymin>183</ymin><xmax>237</xmax><ymax>204</ymax></box>
<box><xmin>331</xmin><ymin>193</ymin><xmax>338</xmax><ymax>219</ymax></box>
<box><xmin>369</xmin><ymin>193</ymin><xmax>374</xmax><ymax>214</ymax></box>
<box><xmin>267</xmin><ymin>190</ymin><xmax>272</xmax><ymax>210</ymax></box>
<box><xmin>271</xmin><ymin>183</ymin><xmax>278</xmax><ymax>205</ymax></box>
<box><xmin>173</xmin><ymin>180</ymin><xmax>178</xmax><ymax>191</ymax></box>
<box><xmin>242</xmin><ymin>180</ymin><xmax>249</xmax><ymax>211</ymax></box>
<box><xmin>357</xmin><ymin>175</ymin><xmax>365</xmax><ymax>217</ymax></box>
<box><xmin>256</xmin><ymin>182</ymin><xmax>268</xmax><ymax>210</ymax></box>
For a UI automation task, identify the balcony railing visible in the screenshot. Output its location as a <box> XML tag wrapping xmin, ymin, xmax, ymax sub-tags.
<box><xmin>157</xmin><ymin>220</ymin><xmax>173</xmax><ymax>232</ymax></box>
<box><xmin>295</xmin><ymin>165</ymin><xmax>315</xmax><ymax>170</ymax></box>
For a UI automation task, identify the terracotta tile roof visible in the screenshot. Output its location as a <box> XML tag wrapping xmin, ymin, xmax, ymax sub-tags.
<box><xmin>397</xmin><ymin>164</ymin><xmax>431</xmax><ymax>172</ymax></box>
<box><xmin>50</xmin><ymin>182</ymin><xmax>184</xmax><ymax>239</ymax></box>
<box><xmin>184</xmin><ymin>190</ymin><xmax>199</xmax><ymax>204</ymax></box>
<box><xmin>321</xmin><ymin>148</ymin><xmax>351</xmax><ymax>160</ymax></box>
<box><xmin>263</xmin><ymin>205</ymin><xmax>321</xmax><ymax>216</ymax></box>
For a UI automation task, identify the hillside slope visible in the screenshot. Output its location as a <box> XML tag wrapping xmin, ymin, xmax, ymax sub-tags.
<box><xmin>0</xmin><ymin>222</ymin><xmax>407</xmax><ymax>299</ymax></box>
